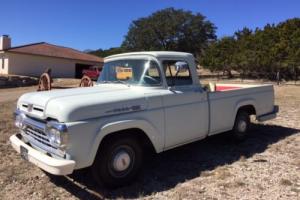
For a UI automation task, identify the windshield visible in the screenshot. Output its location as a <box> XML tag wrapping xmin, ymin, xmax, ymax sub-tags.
<box><xmin>97</xmin><ymin>59</ymin><xmax>162</xmax><ymax>86</ymax></box>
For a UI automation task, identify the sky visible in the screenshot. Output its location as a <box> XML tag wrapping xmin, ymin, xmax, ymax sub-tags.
<box><xmin>1</xmin><ymin>0</ymin><xmax>299</xmax><ymax>51</ymax></box>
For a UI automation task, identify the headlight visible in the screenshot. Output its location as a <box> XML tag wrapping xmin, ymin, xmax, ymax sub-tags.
<box><xmin>14</xmin><ymin>110</ymin><xmax>26</xmax><ymax>129</ymax></box>
<box><xmin>45</xmin><ymin>121</ymin><xmax>68</xmax><ymax>149</ymax></box>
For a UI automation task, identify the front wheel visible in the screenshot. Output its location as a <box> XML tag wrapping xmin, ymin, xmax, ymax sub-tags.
<box><xmin>91</xmin><ymin>137</ymin><xmax>143</xmax><ymax>188</ymax></box>
<box><xmin>232</xmin><ymin>111</ymin><xmax>250</xmax><ymax>141</ymax></box>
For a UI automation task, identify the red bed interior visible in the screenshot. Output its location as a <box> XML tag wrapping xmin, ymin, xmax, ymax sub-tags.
<box><xmin>215</xmin><ymin>85</ymin><xmax>242</xmax><ymax>91</ymax></box>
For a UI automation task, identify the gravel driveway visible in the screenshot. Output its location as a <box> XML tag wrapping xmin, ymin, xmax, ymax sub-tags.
<box><xmin>0</xmin><ymin>83</ymin><xmax>299</xmax><ymax>200</ymax></box>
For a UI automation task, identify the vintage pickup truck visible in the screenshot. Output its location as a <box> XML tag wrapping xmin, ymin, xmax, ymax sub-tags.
<box><xmin>10</xmin><ymin>51</ymin><xmax>278</xmax><ymax>187</ymax></box>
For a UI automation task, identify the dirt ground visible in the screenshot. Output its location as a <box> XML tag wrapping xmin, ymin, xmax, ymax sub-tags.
<box><xmin>0</xmin><ymin>78</ymin><xmax>79</xmax><ymax>103</ymax></box>
<box><xmin>0</xmin><ymin>80</ymin><xmax>299</xmax><ymax>200</ymax></box>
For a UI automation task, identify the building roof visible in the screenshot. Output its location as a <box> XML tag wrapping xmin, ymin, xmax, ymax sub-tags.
<box><xmin>6</xmin><ymin>42</ymin><xmax>103</xmax><ymax>63</ymax></box>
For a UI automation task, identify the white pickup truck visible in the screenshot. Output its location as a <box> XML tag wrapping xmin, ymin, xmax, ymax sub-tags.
<box><xmin>10</xmin><ymin>51</ymin><xmax>278</xmax><ymax>187</ymax></box>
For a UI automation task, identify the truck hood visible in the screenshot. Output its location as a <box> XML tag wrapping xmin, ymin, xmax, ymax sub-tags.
<box><xmin>18</xmin><ymin>84</ymin><xmax>148</xmax><ymax>122</ymax></box>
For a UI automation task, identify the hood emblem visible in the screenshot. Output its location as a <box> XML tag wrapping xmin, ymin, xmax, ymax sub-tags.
<box><xmin>27</xmin><ymin>104</ymin><xmax>33</xmax><ymax>112</ymax></box>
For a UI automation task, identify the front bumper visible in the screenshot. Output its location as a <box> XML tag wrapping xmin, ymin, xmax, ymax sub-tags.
<box><xmin>10</xmin><ymin>134</ymin><xmax>75</xmax><ymax>175</ymax></box>
<box><xmin>257</xmin><ymin>105</ymin><xmax>279</xmax><ymax>122</ymax></box>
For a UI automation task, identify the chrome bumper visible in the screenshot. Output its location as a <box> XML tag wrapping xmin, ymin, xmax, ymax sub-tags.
<box><xmin>10</xmin><ymin>134</ymin><xmax>75</xmax><ymax>175</ymax></box>
<box><xmin>257</xmin><ymin>105</ymin><xmax>279</xmax><ymax>122</ymax></box>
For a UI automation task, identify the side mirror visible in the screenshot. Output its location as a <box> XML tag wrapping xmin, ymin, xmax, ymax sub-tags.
<box><xmin>175</xmin><ymin>61</ymin><xmax>189</xmax><ymax>73</ymax></box>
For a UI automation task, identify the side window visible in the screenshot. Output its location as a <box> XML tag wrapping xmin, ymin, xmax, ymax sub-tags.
<box><xmin>143</xmin><ymin>61</ymin><xmax>161</xmax><ymax>86</ymax></box>
<box><xmin>162</xmin><ymin>60</ymin><xmax>193</xmax><ymax>86</ymax></box>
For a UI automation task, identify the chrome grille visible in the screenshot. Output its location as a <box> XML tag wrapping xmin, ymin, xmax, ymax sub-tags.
<box><xmin>24</xmin><ymin>125</ymin><xmax>56</xmax><ymax>149</ymax></box>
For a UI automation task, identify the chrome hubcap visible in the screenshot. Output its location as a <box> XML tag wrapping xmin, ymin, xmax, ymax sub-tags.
<box><xmin>238</xmin><ymin>120</ymin><xmax>247</xmax><ymax>132</ymax></box>
<box><xmin>112</xmin><ymin>150</ymin><xmax>131</xmax><ymax>172</ymax></box>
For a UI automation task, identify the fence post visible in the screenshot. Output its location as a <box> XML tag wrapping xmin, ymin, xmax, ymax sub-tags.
<box><xmin>276</xmin><ymin>71</ymin><xmax>280</xmax><ymax>85</ymax></box>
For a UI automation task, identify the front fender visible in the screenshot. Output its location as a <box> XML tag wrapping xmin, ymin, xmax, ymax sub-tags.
<box><xmin>88</xmin><ymin>119</ymin><xmax>164</xmax><ymax>166</ymax></box>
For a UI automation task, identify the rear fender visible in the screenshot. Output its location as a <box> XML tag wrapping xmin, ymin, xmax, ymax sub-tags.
<box><xmin>232</xmin><ymin>99</ymin><xmax>257</xmax><ymax>128</ymax></box>
<box><xmin>235</xmin><ymin>99</ymin><xmax>257</xmax><ymax>115</ymax></box>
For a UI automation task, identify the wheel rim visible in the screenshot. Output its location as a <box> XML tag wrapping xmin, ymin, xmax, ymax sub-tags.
<box><xmin>238</xmin><ymin>120</ymin><xmax>247</xmax><ymax>132</ymax></box>
<box><xmin>112</xmin><ymin>150</ymin><xmax>131</xmax><ymax>172</ymax></box>
<box><xmin>108</xmin><ymin>145</ymin><xmax>135</xmax><ymax>178</ymax></box>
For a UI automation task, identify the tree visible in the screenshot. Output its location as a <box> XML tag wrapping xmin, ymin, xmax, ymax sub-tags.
<box><xmin>233</xmin><ymin>28</ymin><xmax>256</xmax><ymax>78</ymax></box>
<box><xmin>276</xmin><ymin>18</ymin><xmax>300</xmax><ymax>80</ymax></box>
<box><xmin>121</xmin><ymin>7</ymin><xmax>216</xmax><ymax>58</ymax></box>
<box><xmin>201</xmin><ymin>18</ymin><xmax>300</xmax><ymax>81</ymax></box>
<box><xmin>201</xmin><ymin>36</ymin><xmax>237</xmax><ymax>78</ymax></box>
<box><xmin>89</xmin><ymin>47</ymin><xmax>125</xmax><ymax>58</ymax></box>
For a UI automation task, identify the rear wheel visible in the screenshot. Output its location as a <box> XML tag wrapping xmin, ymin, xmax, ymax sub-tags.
<box><xmin>91</xmin><ymin>137</ymin><xmax>143</xmax><ymax>188</ymax></box>
<box><xmin>232</xmin><ymin>111</ymin><xmax>250</xmax><ymax>141</ymax></box>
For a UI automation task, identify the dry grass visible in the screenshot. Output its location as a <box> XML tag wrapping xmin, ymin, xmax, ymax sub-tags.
<box><xmin>0</xmin><ymin>102</ymin><xmax>17</xmax><ymax>143</ymax></box>
<box><xmin>218</xmin><ymin>179</ymin><xmax>246</xmax><ymax>189</ymax></box>
<box><xmin>291</xmin><ymin>187</ymin><xmax>300</xmax><ymax>193</ymax></box>
<box><xmin>239</xmin><ymin>155</ymin><xmax>247</xmax><ymax>162</ymax></box>
<box><xmin>0</xmin><ymin>82</ymin><xmax>299</xmax><ymax>200</ymax></box>
<box><xmin>200</xmin><ymin>170</ymin><xmax>214</xmax><ymax>177</ymax></box>
<box><xmin>214</xmin><ymin>166</ymin><xmax>232</xmax><ymax>180</ymax></box>
<box><xmin>280</xmin><ymin>179</ymin><xmax>293</xmax><ymax>186</ymax></box>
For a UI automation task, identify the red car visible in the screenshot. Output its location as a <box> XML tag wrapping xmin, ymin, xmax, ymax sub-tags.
<box><xmin>82</xmin><ymin>66</ymin><xmax>101</xmax><ymax>80</ymax></box>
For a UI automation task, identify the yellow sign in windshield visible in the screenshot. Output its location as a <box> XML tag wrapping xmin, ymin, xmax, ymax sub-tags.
<box><xmin>116</xmin><ymin>67</ymin><xmax>133</xmax><ymax>80</ymax></box>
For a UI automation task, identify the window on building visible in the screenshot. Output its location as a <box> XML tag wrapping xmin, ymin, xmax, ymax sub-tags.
<box><xmin>1</xmin><ymin>58</ymin><xmax>4</xmax><ymax>69</ymax></box>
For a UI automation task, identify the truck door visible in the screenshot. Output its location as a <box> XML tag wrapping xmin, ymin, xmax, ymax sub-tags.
<box><xmin>161</xmin><ymin>60</ymin><xmax>209</xmax><ymax>149</ymax></box>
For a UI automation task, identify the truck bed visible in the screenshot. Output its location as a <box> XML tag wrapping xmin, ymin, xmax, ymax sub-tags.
<box><xmin>207</xmin><ymin>83</ymin><xmax>275</xmax><ymax>135</ymax></box>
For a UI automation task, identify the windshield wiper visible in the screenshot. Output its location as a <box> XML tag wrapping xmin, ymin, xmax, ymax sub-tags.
<box><xmin>113</xmin><ymin>80</ymin><xmax>130</xmax><ymax>87</ymax></box>
<box><xmin>98</xmin><ymin>80</ymin><xmax>112</xmax><ymax>84</ymax></box>
<box><xmin>98</xmin><ymin>80</ymin><xmax>130</xmax><ymax>87</ymax></box>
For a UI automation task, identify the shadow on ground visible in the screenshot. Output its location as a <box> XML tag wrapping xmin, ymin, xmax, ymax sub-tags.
<box><xmin>49</xmin><ymin>124</ymin><xmax>300</xmax><ymax>199</ymax></box>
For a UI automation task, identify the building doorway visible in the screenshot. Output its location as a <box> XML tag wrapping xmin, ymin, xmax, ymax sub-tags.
<box><xmin>75</xmin><ymin>63</ymin><xmax>92</xmax><ymax>78</ymax></box>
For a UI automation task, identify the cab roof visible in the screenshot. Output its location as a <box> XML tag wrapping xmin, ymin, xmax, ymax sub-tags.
<box><xmin>105</xmin><ymin>51</ymin><xmax>193</xmax><ymax>60</ymax></box>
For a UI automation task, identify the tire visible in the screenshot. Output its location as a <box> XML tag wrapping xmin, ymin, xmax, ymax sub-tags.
<box><xmin>91</xmin><ymin>137</ymin><xmax>143</xmax><ymax>188</ymax></box>
<box><xmin>232</xmin><ymin>111</ymin><xmax>250</xmax><ymax>141</ymax></box>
